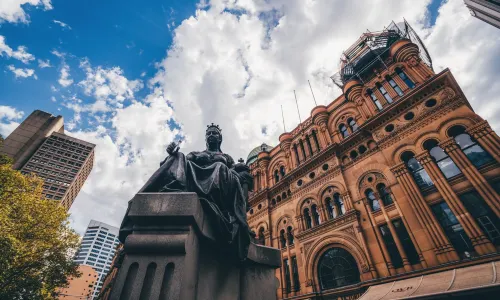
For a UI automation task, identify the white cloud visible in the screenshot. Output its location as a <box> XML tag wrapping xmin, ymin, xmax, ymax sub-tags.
<box><xmin>0</xmin><ymin>0</ymin><xmax>52</xmax><ymax>23</ymax></box>
<box><xmin>58</xmin><ymin>62</ymin><xmax>73</xmax><ymax>87</ymax></box>
<box><xmin>38</xmin><ymin>59</ymin><xmax>51</xmax><ymax>68</ymax></box>
<box><xmin>0</xmin><ymin>35</ymin><xmax>35</xmax><ymax>64</ymax></box>
<box><xmin>53</xmin><ymin>19</ymin><xmax>72</xmax><ymax>30</ymax></box>
<box><xmin>0</xmin><ymin>105</ymin><xmax>24</xmax><ymax>137</ymax></box>
<box><xmin>7</xmin><ymin>65</ymin><xmax>36</xmax><ymax>79</ymax></box>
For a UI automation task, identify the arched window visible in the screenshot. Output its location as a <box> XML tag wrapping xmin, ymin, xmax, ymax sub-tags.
<box><xmin>271</xmin><ymin>198</ymin><xmax>276</xmax><ymax>206</ymax></box>
<box><xmin>317</xmin><ymin>248</ymin><xmax>360</xmax><ymax>290</ymax></box>
<box><xmin>312</xmin><ymin>130</ymin><xmax>321</xmax><ymax>151</ymax></box>
<box><xmin>312</xmin><ymin>204</ymin><xmax>321</xmax><ymax>225</ymax></box>
<box><xmin>339</xmin><ymin>124</ymin><xmax>349</xmax><ymax>138</ymax></box>
<box><xmin>334</xmin><ymin>192</ymin><xmax>345</xmax><ymax>215</ymax></box>
<box><xmin>280</xmin><ymin>229</ymin><xmax>287</xmax><ymax>248</ymax></box>
<box><xmin>347</xmin><ymin>117</ymin><xmax>359</xmax><ymax>132</ymax></box>
<box><xmin>350</xmin><ymin>150</ymin><xmax>358</xmax><ymax>160</ymax></box>
<box><xmin>401</xmin><ymin>151</ymin><xmax>434</xmax><ymax>190</ymax></box>
<box><xmin>304</xmin><ymin>208</ymin><xmax>312</xmax><ymax>229</ymax></box>
<box><xmin>306</xmin><ymin>135</ymin><xmax>314</xmax><ymax>155</ymax></box>
<box><xmin>448</xmin><ymin>125</ymin><xmax>494</xmax><ymax>168</ymax></box>
<box><xmin>376</xmin><ymin>82</ymin><xmax>393</xmax><ymax>104</ymax></box>
<box><xmin>325</xmin><ymin>197</ymin><xmax>335</xmax><ymax>219</ymax></box>
<box><xmin>396</xmin><ymin>67</ymin><xmax>415</xmax><ymax>89</ymax></box>
<box><xmin>386</xmin><ymin>75</ymin><xmax>403</xmax><ymax>96</ymax></box>
<box><xmin>376</xmin><ymin>183</ymin><xmax>393</xmax><ymax>206</ymax></box>
<box><xmin>258</xmin><ymin>227</ymin><xmax>265</xmax><ymax>245</ymax></box>
<box><xmin>366</xmin><ymin>189</ymin><xmax>380</xmax><ymax>211</ymax></box>
<box><xmin>277</xmin><ymin>195</ymin><xmax>282</xmax><ymax>203</ymax></box>
<box><xmin>367</xmin><ymin>89</ymin><xmax>383</xmax><ymax>110</ymax></box>
<box><xmin>293</xmin><ymin>144</ymin><xmax>300</xmax><ymax>163</ymax></box>
<box><xmin>299</xmin><ymin>139</ymin><xmax>307</xmax><ymax>159</ymax></box>
<box><xmin>280</xmin><ymin>165</ymin><xmax>286</xmax><ymax>177</ymax></box>
<box><xmin>274</xmin><ymin>170</ymin><xmax>280</xmax><ymax>184</ymax></box>
<box><xmin>423</xmin><ymin>139</ymin><xmax>461</xmax><ymax>179</ymax></box>
<box><xmin>287</xmin><ymin>226</ymin><xmax>294</xmax><ymax>246</ymax></box>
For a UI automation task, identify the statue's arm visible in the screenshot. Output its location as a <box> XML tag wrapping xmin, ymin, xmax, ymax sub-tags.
<box><xmin>186</xmin><ymin>151</ymin><xmax>198</xmax><ymax>162</ymax></box>
<box><xmin>225</xmin><ymin>154</ymin><xmax>235</xmax><ymax>169</ymax></box>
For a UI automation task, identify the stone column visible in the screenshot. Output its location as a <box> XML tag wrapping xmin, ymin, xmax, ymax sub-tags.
<box><xmin>354</xmin><ymin>97</ymin><xmax>371</xmax><ymax>120</ymax></box>
<box><xmin>295</xmin><ymin>215</ymin><xmax>304</xmax><ymax>232</ymax></box>
<box><xmin>440</xmin><ymin>138</ymin><xmax>500</xmax><ymax>217</ymax></box>
<box><xmin>341</xmin><ymin>191</ymin><xmax>354</xmax><ymax>212</ymax></box>
<box><xmin>392</xmin><ymin>73</ymin><xmax>408</xmax><ymax>92</ymax></box>
<box><xmin>373</xmin><ymin>88</ymin><xmax>388</xmax><ymax>107</ymax></box>
<box><xmin>416</xmin><ymin>152</ymin><xmax>496</xmax><ymax>255</ymax></box>
<box><xmin>382</xmin><ymin>81</ymin><xmax>398</xmax><ymax>100</ymax></box>
<box><xmin>467</xmin><ymin>120</ymin><xmax>500</xmax><ymax>164</ymax></box>
<box><xmin>311</xmin><ymin>106</ymin><xmax>332</xmax><ymax>146</ymax></box>
<box><xmin>391</xmin><ymin>163</ymin><xmax>458</xmax><ymax>263</ymax></box>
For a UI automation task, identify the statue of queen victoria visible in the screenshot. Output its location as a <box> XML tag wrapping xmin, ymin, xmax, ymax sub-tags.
<box><xmin>121</xmin><ymin>124</ymin><xmax>254</xmax><ymax>260</ymax></box>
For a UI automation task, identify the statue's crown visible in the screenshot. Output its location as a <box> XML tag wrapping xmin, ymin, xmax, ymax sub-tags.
<box><xmin>206</xmin><ymin>123</ymin><xmax>222</xmax><ymax>133</ymax></box>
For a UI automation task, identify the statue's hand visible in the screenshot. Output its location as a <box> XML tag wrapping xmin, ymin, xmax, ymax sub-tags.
<box><xmin>166</xmin><ymin>142</ymin><xmax>178</xmax><ymax>156</ymax></box>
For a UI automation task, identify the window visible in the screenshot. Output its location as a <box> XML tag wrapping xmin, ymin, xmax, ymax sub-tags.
<box><xmin>299</xmin><ymin>140</ymin><xmax>307</xmax><ymax>159</ymax></box>
<box><xmin>284</xmin><ymin>259</ymin><xmax>291</xmax><ymax>293</ymax></box>
<box><xmin>274</xmin><ymin>170</ymin><xmax>279</xmax><ymax>184</ymax></box>
<box><xmin>339</xmin><ymin>124</ymin><xmax>349</xmax><ymax>138</ymax></box>
<box><xmin>312</xmin><ymin>204</ymin><xmax>321</xmax><ymax>225</ymax></box>
<box><xmin>387</xmin><ymin>76</ymin><xmax>403</xmax><ymax>96</ymax></box>
<box><xmin>280</xmin><ymin>230</ymin><xmax>287</xmax><ymax>248</ymax></box>
<box><xmin>396</xmin><ymin>68</ymin><xmax>415</xmax><ymax>88</ymax></box>
<box><xmin>293</xmin><ymin>144</ymin><xmax>300</xmax><ymax>163</ymax></box>
<box><xmin>334</xmin><ymin>193</ymin><xmax>345</xmax><ymax>216</ymax></box>
<box><xmin>317</xmin><ymin>248</ymin><xmax>360</xmax><ymax>290</ymax></box>
<box><xmin>367</xmin><ymin>89</ymin><xmax>383</xmax><ymax>110</ymax></box>
<box><xmin>304</xmin><ymin>208</ymin><xmax>312</xmax><ymax>229</ymax></box>
<box><xmin>380</xmin><ymin>224</ymin><xmax>403</xmax><ymax>268</ymax></box>
<box><xmin>431</xmin><ymin>202</ymin><xmax>473</xmax><ymax>256</ymax></box>
<box><xmin>376</xmin><ymin>184</ymin><xmax>393</xmax><ymax>206</ymax></box>
<box><xmin>392</xmin><ymin>219</ymin><xmax>420</xmax><ymax>264</ymax></box>
<box><xmin>280</xmin><ymin>166</ymin><xmax>286</xmax><ymax>177</ymax></box>
<box><xmin>402</xmin><ymin>151</ymin><xmax>434</xmax><ymax>190</ymax></box>
<box><xmin>287</xmin><ymin>226</ymin><xmax>294</xmax><ymax>246</ymax></box>
<box><xmin>376</xmin><ymin>83</ymin><xmax>393</xmax><ymax>104</ymax></box>
<box><xmin>325</xmin><ymin>197</ymin><xmax>335</xmax><ymax>219</ymax></box>
<box><xmin>459</xmin><ymin>191</ymin><xmax>500</xmax><ymax>245</ymax></box>
<box><xmin>312</xmin><ymin>130</ymin><xmax>321</xmax><ymax>151</ymax></box>
<box><xmin>258</xmin><ymin>227</ymin><xmax>266</xmax><ymax>246</ymax></box>
<box><xmin>448</xmin><ymin>126</ymin><xmax>494</xmax><ymax>169</ymax></box>
<box><xmin>366</xmin><ymin>189</ymin><xmax>380</xmax><ymax>212</ymax></box>
<box><xmin>347</xmin><ymin>118</ymin><xmax>359</xmax><ymax>132</ymax></box>
<box><xmin>291</xmin><ymin>256</ymin><xmax>300</xmax><ymax>291</ymax></box>
<box><xmin>424</xmin><ymin>139</ymin><xmax>461</xmax><ymax>179</ymax></box>
<box><xmin>306</xmin><ymin>135</ymin><xmax>314</xmax><ymax>155</ymax></box>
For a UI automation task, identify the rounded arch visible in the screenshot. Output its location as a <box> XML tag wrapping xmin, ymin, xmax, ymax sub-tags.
<box><xmin>387</xmin><ymin>62</ymin><xmax>407</xmax><ymax>75</ymax></box>
<box><xmin>268</xmin><ymin>158</ymin><xmax>287</xmax><ymax>178</ymax></box>
<box><xmin>295</xmin><ymin>193</ymin><xmax>320</xmax><ymax>213</ymax></box>
<box><xmin>357</xmin><ymin>171</ymin><xmax>392</xmax><ymax>196</ymax></box>
<box><xmin>256</xmin><ymin>221</ymin><xmax>269</xmax><ymax>232</ymax></box>
<box><xmin>327</xmin><ymin>104</ymin><xmax>360</xmax><ymax>134</ymax></box>
<box><xmin>437</xmin><ymin>116</ymin><xmax>477</xmax><ymax>139</ymax></box>
<box><xmin>317</xmin><ymin>181</ymin><xmax>347</xmax><ymax>200</ymax></box>
<box><xmin>392</xmin><ymin>143</ymin><xmax>417</xmax><ymax>164</ymax></box>
<box><xmin>305</xmin><ymin>125</ymin><xmax>322</xmax><ymax>136</ymax></box>
<box><xmin>304</xmin><ymin>232</ymin><xmax>370</xmax><ymax>283</ymax></box>
<box><xmin>276</xmin><ymin>215</ymin><xmax>293</xmax><ymax>233</ymax></box>
<box><xmin>415</xmin><ymin>131</ymin><xmax>441</xmax><ymax>152</ymax></box>
<box><xmin>350</xmin><ymin>164</ymin><xmax>397</xmax><ymax>199</ymax></box>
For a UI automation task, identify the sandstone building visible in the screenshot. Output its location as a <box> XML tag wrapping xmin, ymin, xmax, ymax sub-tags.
<box><xmin>0</xmin><ymin>110</ymin><xmax>95</xmax><ymax>210</ymax></box>
<box><xmin>57</xmin><ymin>265</ymin><xmax>98</xmax><ymax>299</ymax></box>
<box><xmin>246</xmin><ymin>21</ymin><xmax>500</xmax><ymax>299</ymax></box>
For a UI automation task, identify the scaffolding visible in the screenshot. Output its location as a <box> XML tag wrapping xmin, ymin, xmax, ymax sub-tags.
<box><xmin>330</xmin><ymin>20</ymin><xmax>433</xmax><ymax>89</ymax></box>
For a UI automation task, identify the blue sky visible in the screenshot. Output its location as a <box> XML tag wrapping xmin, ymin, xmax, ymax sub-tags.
<box><xmin>2</xmin><ymin>0</ymin><xmax>499</xmax><ymax>234</ymax></box>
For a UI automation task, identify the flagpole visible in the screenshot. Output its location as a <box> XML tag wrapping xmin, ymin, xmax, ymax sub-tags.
<box><xmin>293</xmin><ymin>90</ymin><xmax>302</xmax><ymax>124</ymax></box>
<box><xmin>308</xmin><ymin>80</ymin><xmax>318</xmax><ymax>106</ymax></box>
<box><xmin>281</xmin><ymin>105</ymin><xmax>286</xmax><ymax>132</ymax></box>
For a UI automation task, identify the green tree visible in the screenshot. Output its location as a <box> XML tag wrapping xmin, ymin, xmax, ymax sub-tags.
<box><xmin>0</xmin><ymin>164</ymin><xmax>80</xmax><ymax>299</ymax></box>
<box><xmin>0</xmin><ymin>134</ymin><xmax>13</xmax><ymax>165</ymax></box>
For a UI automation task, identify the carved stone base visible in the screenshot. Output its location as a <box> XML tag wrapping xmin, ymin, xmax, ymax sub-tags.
<box><xmin>108</xmin><ymin>192</ymin><xmax>281</xmax><ymax>300</ymax></box>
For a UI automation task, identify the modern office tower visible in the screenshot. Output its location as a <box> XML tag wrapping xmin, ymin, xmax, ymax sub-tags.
<box><xmin>465</xmin><ymin>0</ymin><xmax>500</xmax><ymax>28</ymax></box>
<box><xmin>57</xmin><ymin>265</ymin><xmax>98</xmax><ymax>299</ymax></box>
<box><xmin>246</xmin><ymin>20</ymin><xmax>500</xmax><ymax>299</ymax></box>
<box><xmin>74</xmin><ymin>220</ymin><xmax>120</xmax><ymax>299</ymax></box>
<box><xmin>0</xmin><ymin>110</ymin><xmax>95</xmax><ymax>210</ymax></box>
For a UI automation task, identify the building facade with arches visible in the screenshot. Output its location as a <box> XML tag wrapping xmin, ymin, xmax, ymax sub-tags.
<box><xmin>246</xmin><ymin>21</ymin><xmax>500</xmax><ymax>299</ymax></box>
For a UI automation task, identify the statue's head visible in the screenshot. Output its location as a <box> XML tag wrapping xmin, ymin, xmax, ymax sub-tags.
<box><xmin>206</xmin><ymin>123</ymin><xmax>222</xmax><ymax>151</ymax></box>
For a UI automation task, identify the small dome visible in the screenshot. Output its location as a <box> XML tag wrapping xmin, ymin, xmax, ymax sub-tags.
<box><xmin>246</xmin><ymin>143</ymin><xmax>272</xmax><ymax>165</ymax></box>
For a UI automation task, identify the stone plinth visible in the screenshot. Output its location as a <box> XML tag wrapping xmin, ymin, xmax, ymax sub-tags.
<box><xmin>109</xmin><ymin>192</ymin><xmax>281</xmax><ymax>300</ymax></box>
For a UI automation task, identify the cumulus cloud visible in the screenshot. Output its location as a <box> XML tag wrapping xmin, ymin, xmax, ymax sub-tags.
<box><xmin>7</xmin><ymin>65</ymin><xmax>36</xmax><ymax>79</ymax></box>
<box><xmin>0</xmin><ymin>0</ymin><xmax>52</xmax><ymax>23</ymax></box>
<box><xmin>0</xmin><ymin>105</ymin><xmax>24</xmax><ymax>137</ymax></box>
<box><xmin>0</xmin><ymin>35</ymin><xmax>35</xmax><ymax>64</ymax></box>
<box><xmin>53</xmin><ymin>19</ymin><xmax>72</xmax><ymax>30</ymax></box>
<box><xmin>58</xmin><ymin>62</ymin><xmax>73</xmax><ymax>87</ymax></box>
<box><xmin>38</xmin><ymin>59</ymin><xmax>51</xmax><ymax>68</ymax></box>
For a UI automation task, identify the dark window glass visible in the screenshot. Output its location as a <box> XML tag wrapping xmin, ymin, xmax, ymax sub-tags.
<box><xmin>334</xmin><ymin>193</ymin><xmax>345</xmax><ymax>215</ymax></box>
<box><xmin>429</xmin><ymin>146</ymin><xmax>462</xmax><ymax>179</ymax></box>
<box><xmin>368</xmin><ymin>89</ymin><xmax>383</xmax><ymax>110</ymax></box>
<box><xmin>306</xmin><ymin>135</ymin><xmax>314</xmax><ymax>155</ymax></box>
<box><xmin>287</xmin><ymin>226</ymin><xmax>294</xmax><ymax>246</ymax></box>
<box><xmin>258</xmin><ymin>227</ymin><xmax>266</xmax><ymax>246</ymax></box>
<box><xmin>431</xmin><ymin>202</ymin><xmax>473</xmax><ymax>255</ymax></box>
<box><xmin>274</xmin><ymin>170</ymin><xmax>279</xmax><ymax>184</ymax></box>
<box><xmin>293</xmin><ymin>144</ymin><xmax>300</xmax><ymax>163</ymax></box>
<box><xmin>377</xmin><ymin>184</ymin><xmax>393</xmax><ymax>206</ymax></box>
<box><xmin>299</xmin><ymin>140</ymin><xmax>307</xmax><ymax>159</ymax></box>
<box><xmin>347</xmin><ymin>118</ymin><xmax>359</xmax><ymax>132</ymax></box>
<box><xmin>312</xmin><ymin>204</ymin><xmax>321</xmax><ymax>225</ymax></box>
<box><xmin>455</xmin><ymin>133</ymin><xmax>494</xmax><ymax>168</ymax></box>
<box><xmin>291</xmin><ymin>256</ymin><xmax>300</xmax><ymax>291</ymax></box>
<box><xmin>304</xmin><ymin>208</ymin><xmax>312</xmax><ymax>229</ymax></box>
<box><xmin>406</xmin><ymin>157</ymin><xmax>434</xmax><ymax>189</ymax></box>
<box><xmin>312</xmin><ymin>130</ymin><xmax>321</xmax><ymax>151</ymax></box>
<box><xmin>317</xmin><ymin>248</ymin><xmax>360</xmax><ymax>290</ymax></box>
<box><xmin>339</xmin><ymin>124</ymin><xmax>349</xmax><ymax>138</ymax></box>
<box><xmin>392</xmin><ymin>219</ymin><xmax>420</xmax><ymax>264</ymax></box>
<box><xmin>280</xmin><ymin>166</ymin><xmax>286</xmax><ymax>177</ymax></box>
<box><xmin>284</xmin><ymin>259</ymin><xmax>291</xmax><ymax>293</ymax></box>
<box><xmin>387</xmin><ymin>76</ymin><xmax>403</xmax><ymax>96</ymax></box>
<box><xmin>377</xmin><ymin>83</ymin><xmax>393</xmax><ymax>104</ymax></box>
<box><xmin>380</xmin><ymin>224</ymin><xmax>403</xmax><ymax>268</ymax></box>
<box><xmin>459</xmin><ymin>191</ymin><xmax>500</xmax><ymax>245</ymax></box>
<box><xmin>366</xmin><ymin>189</ymin><xmax>380</xmax><ymax>211</ymax></box>
<box><xmin>396</xmin><ymin>68</ymin><xmax>415</xmax><ymax>88</ymax></box>
<box><xmin>280</xmin><ymin>230</ymin><xmax>287</xmax><ymax>248</ymax></box>
<box><xmin>325</xmin><ymin>197</ymin><xmax>335</xmax><ymax>219</ymax></box>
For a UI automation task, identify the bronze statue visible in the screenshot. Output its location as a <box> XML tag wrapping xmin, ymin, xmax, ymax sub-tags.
<box><xmin>135</xmin><ymin>124</ymin><xmax>254</xmax><ymax>260</ymax></box>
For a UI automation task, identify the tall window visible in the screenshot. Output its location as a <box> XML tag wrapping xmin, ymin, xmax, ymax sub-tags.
<box><xmin>312</xmin><ymin>204</ymin><xmax>321</xmax><ymax>225</ymax></box>
<box><xmin>339</xmin><ymin>124</ymin><xmax>349</xmax><ymax>138</ymax></box>
<box><xmin>280</xmin><ymin>165</ymin><xmax>286</xmax><ymax>177</ymax></box>
<box><xmin>291</xmin><ymin>256</ymin><xmax>300</xmax><ymax>291</ymax></box>
<box><xmin>312</xmin><ymin>130</ymin><xmax>321</xmax><ymax>151</ymax></box>
<box><xmin>325</xmin><ymin>197</ymin><xmax>335</xmax><ymax>219</ymax></box>
<box><xmin>304</xmin><ymin>208</ymin><xmax>312</xmax><ymax>229</ymax></box>
<box><xmin>280</xmin><ymin>229</ymin><xmax>287</xmax><ymax>248</ymax></box>
<box><xmin>258</xmin><ymin>227</ymin><xmax>266</xmax><ymax>246</ymax></box>
<box><xmin>366</xmin><ymin>189</ymin><xmax>380</xmax><ymax>211</ymax></box>
<box><xmin>379</xmin><ymin>224</ymin><xmax>403</xmax><ymax>268</ymax></box>
<box><xmin>392</xmin><ymin>219</ymin><xmax>420</xmax><ymax>265</ymax></box>
<box><xmin>334</xmin><ymin>192</ymin><xmax>345</xmax><ymax>215</ymax></box>
<box><xmin>317</xmin><ymin>248</ymin><xmax>360</xmax><ymax>290</ymax></box>
<box><xmin>274</xmin><ymin>170</ymin><xmax>280</xmax><ymax>184</ymax></box>
<box><xmin>448</xmin><ymin>126</ymin><xmax>494</xmax><ymax>168</ymax></box>
<box><xmin>287</xmin><ymin>226</ymin><xmax>295</xmax><ymax>246</ymax></box>
<box><xmin>376</xmin><ymin>83</ymin><xmax>393</xmax><ymax>104</ymax></box>
<box><xmin>396</xmin><ymin>68</ymin><xmax>415</xmax><ymax>88</ymax></box>
<box><xmin>459</xmin><ymin>191</ymin><xmax>500</xmax><ymax>245</ymax></box>
<box><xmin>347</xmin><ymin>117</ymin><xmax>359</xmax><ymax>132</ymax></box>
<box><xmin>386</xmin><ymin>75</ymin><xmax>403</xmax><ymax>96</ymax></box>
<box><xmin>293</xmin><ymin>144</ymin><xmax>300</xmax><ymax>164</ymax></box>
<box><xmin>299</xmin><ymin>140</ymin><xmax>307</xmax><ymax>159</ymax></box>
<box><xmin>376</xmin><ymin>184</ymin><xmax>393</xmax><ymax>206</ymax></box>
<box><xmin>367</xmin><ymin>89</ymin><xmax>383</xmax><ymax>110</ymax></box>
<box><xmin>306</xmin><ymin>135</ymin><xmax>314</xmax><ymax>155</ymax></box>
<box><xmin>283</xmin><ymin>258</ymin><xmax>291</xmax><ymax>293</ymax></box>
<box><xmin>424</xmin><ymin>139</ymin><xmax>461</xmax><ymax>179</ymax></box>
<box><xmin>431</xmin><ymin>202</ymin><xmax>473</xmax><ymax>256</ymax></box>
<box><xmin>401</xmin><ymin>151</ymin><xmax>434</xmax><ymax>190</ymax></box>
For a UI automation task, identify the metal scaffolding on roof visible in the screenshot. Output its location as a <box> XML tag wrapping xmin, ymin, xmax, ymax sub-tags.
<box><xmin>330</xmin><ymin>20</ymin><xmax>433</xmax><ymax>89</ymax></box>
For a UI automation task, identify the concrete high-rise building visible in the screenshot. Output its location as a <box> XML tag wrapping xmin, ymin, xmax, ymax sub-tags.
<box><xmin>74</xmin><ymin>220</ymin><xmax>120</xmax><ymax>299</ymax></box>
<box><xmin>0</xmin><ymin>110</ymin><xmax>95</xmax><ymax>210</ymax></box>
<box><xmin>465</xmin><ymin>0</ymin><xmax>500</xmax><ymax>29</ymax></box>
<box><xmin>57</xmin><ymin>265</ymin><xmax>98</xmax><ymax>300</ymax></box>
<box><xmin>246</xmin><ymin>20</ymin><xmax>500</xmax><ymax>299</ymax></box>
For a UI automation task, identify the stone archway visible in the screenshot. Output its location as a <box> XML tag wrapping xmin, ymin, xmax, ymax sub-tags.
<box><xmin>317</xmin><ymin>247</ymin><xmax>360</xmax><ymax>291</ymax></box>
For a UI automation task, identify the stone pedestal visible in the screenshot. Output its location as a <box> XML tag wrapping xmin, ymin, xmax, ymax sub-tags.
<box><xmin>109</xmin><ymin>192</ymin><xmax>281</xmax><ymax>300</ymax></box>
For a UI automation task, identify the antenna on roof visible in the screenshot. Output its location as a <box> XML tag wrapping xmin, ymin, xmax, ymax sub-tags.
<box><xmin>308</xmin><ymin>80</ymin><xmax>318</xmax><ymax>106</ymax></box>
<box><xmin>293</xmin><ymin>90</ymin><xmax>302</xmax><ymax>124</ymax></box>
<box><xmin>281</xmin><ymin>105</ymin><xmax>286</xmax><ymax>132</ymax></box>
